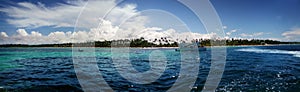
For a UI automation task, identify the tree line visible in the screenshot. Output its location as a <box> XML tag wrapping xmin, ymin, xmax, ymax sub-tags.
<box><xmin>0</xmin><ymin>37</ymin><xmax>299</xmax><ymax>47</ymax></box>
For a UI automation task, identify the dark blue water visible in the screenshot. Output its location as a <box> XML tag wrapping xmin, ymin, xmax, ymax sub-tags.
<box><xmin>0</xmin><ymin>45</ymin><xmax>299</xmax><ymax>92</ymax></box>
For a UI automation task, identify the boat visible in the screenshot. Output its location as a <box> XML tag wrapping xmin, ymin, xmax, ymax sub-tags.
<box><xmin>175</xmin><ymin>42</ymin><xmax>207</xmax><ymax>51</ymax></box>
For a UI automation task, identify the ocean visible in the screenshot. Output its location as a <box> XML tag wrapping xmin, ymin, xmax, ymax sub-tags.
<box><xmin>0</xmin><ymin>45</ymin><xmax>299</xmax><ymax>92</ymax></box>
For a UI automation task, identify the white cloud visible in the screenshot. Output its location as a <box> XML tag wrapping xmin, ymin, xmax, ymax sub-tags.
<box><xmin>240</xmin><ymin>33</ymin><xmax>248</xmax><ymax>37</ymax></box>
<box><xmin>226</xmin><ymin>29</ymin><xmax>237</xmax><ymax>35</ymax></box>
<box><xmin>17</xmin><ymin>29</ymin><xmax>29</xmax><ymax>36</ymax></box>
<box><xmin>253</xmin><ymin>32</ymin><xmax>264</xmax><ymax>36</ymax></box>
<box><xmin>0</xmin><ymin>32</ymin><xmax>8</xmax><ymax>38</ymax></box>
<box><xmin>89</xmin><ymin>19</ymin><xmax>119</xmax><ymax>41</ymax></box>
<box><xmin>1</xmin><ymin>29</ymin><xmax>43</xmax><ymax>44</ymax></box>
<box><xmin>31</xmin><ymin>31</ymin><xmax>42</xmax><ymax>37</ymax></box>
<box><xmin>240</xmin><ymin>32</ymin><xmax>266</xmax><ymax>37</ymax></box>
<box><xmin>282</xmin><ymin>28</ymin><xmax>300</xmax><ymax>41</ymax></box>
<box><xmin>0</xmin><ymin>0</ymin><xmax>139</xmax><ymax>28</ymax></box>
<box><xmin>48</xmin><ymin>31</ymin><xmax>68</xmax><ymax>43</ymax></box>
<box><xmin>222</xmin><ymin>26</ymin><xmax>227</xmax><ymax>29</ymax></box>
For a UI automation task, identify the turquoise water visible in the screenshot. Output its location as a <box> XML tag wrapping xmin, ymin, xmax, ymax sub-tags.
<box><xmin>0</xmin><ymin>48</ymin><xmax>72</xmax><ymax>71</ymax></box>
<box><xmin>0</xmin><ymin>45</ymin><xmax>300</xmax><ymax>91</ymax></box>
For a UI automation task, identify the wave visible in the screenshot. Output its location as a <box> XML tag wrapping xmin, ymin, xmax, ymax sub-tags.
<box><xmin>295</xmin><ymin>54</ymin><xmax>300</xmax><ymax>58</ymax></box>
<box><xmin>236</xmin><ymin>48</ymin><xmax>300</xmax><ymax>58</ymax></box>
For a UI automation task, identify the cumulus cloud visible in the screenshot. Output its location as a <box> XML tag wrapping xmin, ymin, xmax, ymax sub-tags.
<box><xmin>0</xmin><ymin>32</ymin><xmax>8</xmax><ymax>38</ymax></box>
<box><xmin>16</xmin><ymin>29</ymin><xmax>29</xmax><ymax>36</ymax></box>
<box><xmin>282</xmin><ymin>28</ymin><xmax>300</xmax><ymax>41</ymax></box>
<box><xmin>31</xmin><ymin>31</ymin><xmax>42</xmax><ymax>37</ymax></box>
<box><xmin>0</xmin><ymin>30</ymin><xmax>43</xmax><ymax>44</ymax></box>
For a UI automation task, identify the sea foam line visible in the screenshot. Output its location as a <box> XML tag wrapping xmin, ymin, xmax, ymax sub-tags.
<box><xmin>236</xmin><ymin>48</ymin><xmax>300</xmax><ymax>58</ymax></box>
<box><xmin>294</xmin><ymin>54</ymin><xmax>300</xmax><ymax>58</ymax></box>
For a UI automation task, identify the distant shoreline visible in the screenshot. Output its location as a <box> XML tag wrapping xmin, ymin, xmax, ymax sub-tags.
<box><xmin>1</xmin><ymin>38</ymin><xmax>299</xmax><ymax>48</ymax></box>
<box><xmin>0</xmin><ymin>44</ymin><xmax>299</xmax><ymax>48</ymax></box>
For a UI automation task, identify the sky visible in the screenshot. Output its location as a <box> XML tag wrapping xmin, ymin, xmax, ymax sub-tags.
<box><xmin>0</xmin><ymin>0</ymin><xmax>300</xmax><ymax>44</ymax></box>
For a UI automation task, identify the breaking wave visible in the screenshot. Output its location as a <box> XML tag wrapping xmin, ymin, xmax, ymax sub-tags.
<box><xmin>236</xmin><ymin>48</ymin><xmax>300</xmax><ymax>58</ymax></box>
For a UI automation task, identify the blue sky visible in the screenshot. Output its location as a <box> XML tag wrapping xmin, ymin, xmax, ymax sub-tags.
<box><xmin>211</xmin><ymin>0</ymin><xmax>300</xmax><ymax>40</ymax></box>
<box><xmin>0</xmin><ymin>0</ymin><xmax>300</xmax><ymax>44</ymax></box>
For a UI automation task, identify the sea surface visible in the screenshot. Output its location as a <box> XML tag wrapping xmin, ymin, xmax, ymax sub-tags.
<box><xmin>0</xmin><ymin>45</ymin><xmax>299</xmax><ymax>92</ymax></box>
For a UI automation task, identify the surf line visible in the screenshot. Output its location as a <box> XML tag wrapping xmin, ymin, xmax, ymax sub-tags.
<box><xmin>236</xmin><ymin>48</ymin><xmax>300</xmax><ymax>58</ymax></box>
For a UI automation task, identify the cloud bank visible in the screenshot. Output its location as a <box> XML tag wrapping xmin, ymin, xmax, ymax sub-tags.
<box><xmin>0</xmin><ymin>23</ymin><xmax>214</xmax><ymax>44</ymax></box>
<box><xmin>282</xmin><ymin>28</ymin><xmax>300</xmax><ymax>41</ymax></box>
<box><xmin>0</xmin><ymin>0</ymin><xmax>215</xmax><ymax>44</ymax></box>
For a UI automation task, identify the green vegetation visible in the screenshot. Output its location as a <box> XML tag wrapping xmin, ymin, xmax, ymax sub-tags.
<box><xmin>0</xmin><ymin>37</ymin><xmax>299</xmax><ymax>47</ymax></box>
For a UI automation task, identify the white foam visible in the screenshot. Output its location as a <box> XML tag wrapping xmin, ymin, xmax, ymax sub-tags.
<box><xmin>294</xmin><ymin>54</ymin><xmax>300</xmax><ymax>58</ymax></box>
<box><xmin>236</xmin><ymin>48</ymin><xmax>300</xmax><ymax>58</ymax></box>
